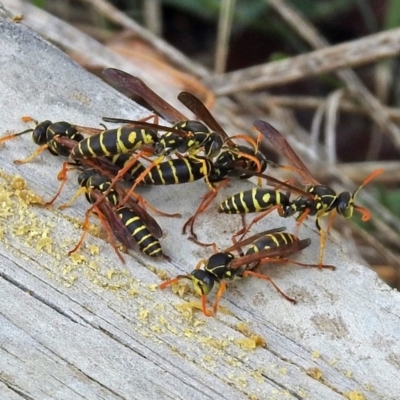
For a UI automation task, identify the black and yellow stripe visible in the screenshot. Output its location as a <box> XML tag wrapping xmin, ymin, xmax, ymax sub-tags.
<box><xmin>78</xmin><ymin>170</ymin><xmax>118</xmax><ymax>205</ymax></box>
<box><xmin>28</xmin><ymin>120</ymin><xmax>84</xmax><ymax>157</ymax></box>
<box><xmin>218</xmin><ymin>188</ymin><xmax>290</xmax><ymax>214</ymax></box>
<box><xmin>107</xmin><ymin>154</ymin><xmax>146</xmax><ymax>181</ymax></box>
<box><xmin>142</xmin><ymin>156</ymin><xmax>213</xmax><ymax>185</ymax></box>
<box><xmin>71</xmin><ymin>127</ymin><xmax>158</xmax><ymax>159</ymax></box>
<box><xmin>117</xmin><ymin>207</ymin><xmax>162</xmax><ymax>258</ymax></box>
<box><xmin>285</xmin><ymin>185</ymin><xmax>337</xmax><ymax>219</ymax></box>
<box><xmin>246</xmin><ymin>232</ymin><xmax>298</xmax><ymax>255</ymax></box>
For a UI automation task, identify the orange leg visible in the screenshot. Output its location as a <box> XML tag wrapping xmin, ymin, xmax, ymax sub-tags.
<box><xmin>183</xmin><ymin>179</ymin><xmax>228</xmax><ymax>240</ymax></box>
<box><xmin>212</xmin><ymin>281</ymin><xmax>227</xmax><ymax>315</ymax></box>
<box><xmin>58</xmin><ymin>187</ymin><xmax>87</xmax><ymax>210</ymax></box>
<box><xmin>95</xmin><ymin>207</ymin><xmax>126</xmax><ymax>263</ymax></box>
<box><xmin>316</xmin><ymin>211</ymin><xmax>337</xmax><ymax>268</ymax></box>
<box><xmin>82</xmin><ymin>149</ymin><xmax>149</xmax><ymax>218</ymax></box>
<box><xmin>46</xmin><ymin>162</ymin><xmax>75</xmax><ymax>206</ymax></box>
<box><xmin>133</xmin><ymin>192</ymin><xmax>181</xmax><ymax>218</ymax></box>
<box><xmin>68</xmin><ymin>206</ymin><xmax>125</xmax><ymax>263</ymax></box>
<box><xmin>235</xmin><ymin>205</ymin><xmax>281</xmax><ymax>241</ymax></box>
<box><xmin>201</xmin><ymin>294</ymin><xmax>213</xmax><ymax>317</ymax></box>
<box><xmin>263</xmin><ymin>257</ymin><xmax>336</xmax><ymax>271</ymax></box>
<box><xmin>243</xmin><ymin>270</ymin><xmax>297</xmax><ymax>304</ymax></box>
<box><xmin>118</xmin><ymin>152</ymin><xmax>163</xmax><ymax>207</ymax></box>
<box><xmin>188</xmin><ymin>236</ymin><xmax>216</xmax><ymax>249</ymax></box>
<box><xmin>14</xmin><ymin>143</ymin><xmax>48</xmax><ymax>164</ymax></box>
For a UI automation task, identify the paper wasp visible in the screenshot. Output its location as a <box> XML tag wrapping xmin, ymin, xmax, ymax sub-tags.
<box><xmin>101</xmin><ymin>69</ymin><xmax>267</xmax><ymax>239</ymax></box>
<box><xmin>68</xmin><ymin>169</ymin><xmax>165</xmax><ymax>262</ymax></box>
<box><xmin>160</xmin><ymin>228</ymin><xmax>335</xmax><ymax>316</ymax></box>
<box><xmin>251</xmin><ymin>119</ymin><xmax>383</xmax><ymax>265</ymax></box>
<box><xmin>0</xmin><ymin>118</ymin><xmax>84</xmax><ymax>163</ymax></box>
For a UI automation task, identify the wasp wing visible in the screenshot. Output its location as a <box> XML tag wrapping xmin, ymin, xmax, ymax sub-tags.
<box><xmin>224</xmin><ymin>227</ymin><xmax>287</xmax><ymax>253</ymax></box>
<box><xmin>178</xmin><ymin>92</ymin><xmax>233</xmax><ymax>144</ymax></box>
<box><xmin>227</xmin><ymin>238</ymin><xmax>311</xmax><ymax>270</ymax></box>
<box><xmin>103</xmin><ymin>68</ymin><xmax>186</xmax><ymax>124</ymax></box>
<box><xmin>254</xmin><ymin>120</ymin><xmax>320</xmax><ymax>186</ymax></box>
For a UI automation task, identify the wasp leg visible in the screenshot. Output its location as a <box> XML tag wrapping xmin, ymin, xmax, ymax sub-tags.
<box><xmin>183</xmin><ymin>180</ymin><xmax>228</xmax><ymax>240</ymax></box>
<box><xmin>243</xmin><ymin>270</ymin><xmax>297</xmax><ymax>304</ymax></box>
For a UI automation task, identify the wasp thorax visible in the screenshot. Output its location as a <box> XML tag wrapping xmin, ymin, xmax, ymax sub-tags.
<box><xmin>205</xmin><ymin>133</ymin><xmax>223</xmax><ymax>158</ymax></box>
<box><xmin>176</xmin><ymin>120</ymin><xmax>208</xmax><ymax>133</ymax></box>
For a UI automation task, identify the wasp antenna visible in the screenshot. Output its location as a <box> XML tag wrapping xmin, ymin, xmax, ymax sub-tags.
<box><xmin>353</xmin><ymin>168</ymin><xmax>383</xmax><ymax>198</ymax></box>
<box><xmin>354</xmin><ymin>206</ymin><xmax>371</xmax><ymax>222</ymax></box>
<box><xmin>159</xmin><ymin>275</ymin><xmax>189</xmax><ymax>290</ymax></box>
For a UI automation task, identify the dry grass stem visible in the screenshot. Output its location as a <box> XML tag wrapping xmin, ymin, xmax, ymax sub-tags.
<box><xmin>81</xmin><ymin>0</ymin><xmax>209</xmax><ymax>78</ymax></box>
<box><xmin>143</xmin><ymin>0</ymin><xmax>162</xmax><ymax>36</ymax></box>
<box><xmin>268</xmin><ymin>0</ymin><xmax>400</xmax><ymax>154</ymax></box>
<box><xmin>255</xmin><ymin>95</ymin><xmax>400</xmax><ymax>121</ymax></box>
<box><xmin>214</xmin><ymin>0</ymin><xmax>236</xmax><ymax>74</ymax></box>
<box><xmin>204</xmin><ymin>28</ymin><xmax>400</xmax><ymax>95</ymax></box>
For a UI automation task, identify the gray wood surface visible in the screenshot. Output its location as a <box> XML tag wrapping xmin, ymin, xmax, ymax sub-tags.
<box><xmin>0</xmin><ymin>8</ymin><xmax>399</xmax><ymax>400</ymax></box>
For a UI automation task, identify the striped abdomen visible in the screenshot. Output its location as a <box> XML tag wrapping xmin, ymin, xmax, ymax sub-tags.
<box><xmin>107</xmin><ymin>154</ymin><xmax>146</xmax><ymax>181</ymax></box>
<box><xmin>71</xmin><ymin>127</ymin><xmax>157</xmax><ymax>159</ymax></box>
<box><xmin>218</xmin><ymin>188</ymin><xmax>290</xmax><ymax>214</ymax></box>
<box><xmin>142</xmin><ymin>157</ymin><xmax>211</xmax><ymax>185</ymax></box>
<box><xmin>246</xmin><ymin>232</ymin><xmax>298</xmax><ymax>255</ymax></box>
<box><xmin>80</xmin><ymin>173</ymin><xmax>118</xmax><ymax>206</ymax></box>
<box><xmin>117</xmin><ymin>207</ymin><xmax>162</xmax><ymax>258</ymax></box>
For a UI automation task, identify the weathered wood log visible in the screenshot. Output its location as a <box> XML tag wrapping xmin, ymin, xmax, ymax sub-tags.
<box><xmin>0</xmin><ymin>8</ymin><xmax>399</xmax><ymax>400</ymax></box>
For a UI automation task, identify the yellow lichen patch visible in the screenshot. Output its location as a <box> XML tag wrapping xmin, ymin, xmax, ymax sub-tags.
<box><xmin>236</xmin><ymin>322</ymin><xmax>266</xmax><ymax>348</ymax></box>
<box><xmin>183</xmin><ymin>328</ymin><xmax>194</xmax><ymax>338</ymax></box>
<box><xmin>344</xmin><ymin>370</ymin><xmax>353</xmax><ymax>378</ymax></box>
<box><xmin>147</xmin><ymin>284</ymin><xmax>158</xmax><ymax>292</ymax></box>
<box><xmin>170</xmin><ymin>280</ymin><xmax>191</xmax><ymax>297</ymax></box>
<box><xmin>199</xmin><ymin>336</ymin><xmax>229</xmax><ymax>350</ymax></box>
<box><xmin>228</xmin><ymin>374</ymin><xmax>247</xmax><ymax>388</ymax></box>
<box><xmin>175</xmin><ymin>301</ymin><xmax>201</xmax><ymax>320</ymax></box>
<box><xmin>10</xmin><ymin>176</ymin><xmax>26</xmax><ymax>190</ymax></box>
<box><xmin>69</xmin><ymin>253</ymin><xmax>87</xmax><ymax>265</ymax></box>
<box><xmin>36</xmin><ymin>237</ymin><xmax>53</xmax><ymax>252</ymax></box>
<box><xmin>345</xmin><ymin>391</ymin><xmax>365</xmax><ymax>400</ymax></box>
<box><xmin>106</xmin><ymin>269</ymin><xmax>128</xmax><ymax>280</ymax></box>
<box><xmin>250</xmin><ymin>369</ymin><xmax>265</xmax><ymax>383</ymax></box>
<box><xmin>278</xmin><ymin>367</ymin><xmax>287</xmax><ymax>375</ymax></box>
<box><xmin>62</xmin><ymin>275</ymin><xmax>78</xmax><ymax>287</ymax></box>
<box><xmin>156</xmin><ymin>269</ymin><xmax>168</xmax><ymax>281</ymax></box>
<box><xmin>311</xmin><ymin>351</ymin><xmax>321</xmax><ymax>359</ymax></box>
<box><xmin>154</xmin><ymin>303</ymin><xmax>165</xmax><ymax>312</ymax></box>
<box><xmin>88</xmin><ymin>244</ymin><xmax>100</xmax><ymax>255</ymax></box>
<box><xmin>17</xmin><ymin>189</ymin><xmax>44</xmax><ymax>205</ymax></box>
<box><xmin>127</xmin><ymin>286</ymin><xmax>140</xmax><ymax>297</ymax></box>
<box><xmin>234</xmin><ymin>338</ymin><xmax>258</xmax><ymax>350</ymax></box>
<box><xmin>150</xmin><ymin>325</ymin><xmax>163</xmax><ymax>333</ymax></box>
<box><xmin>193</xmin><ymin>318</ymin><xmax>206</xmax><ymax>327</ymax></box>
<box><xmin>329</xmin><ymin>357</ymin><xmax>340</xmax><ymax>366</ymax></box>
<box><xmin>139</xmin><ymin>308</ymin><xmax>150</xmax><ymax>322</ymax></box>
<box><xmin>87</xmin><ymin>261</ymin><xmax>99</xmax><ymax>271</ymax></box>
<box><xmin>306</xmin><ymin>367</ymin><xmax>323</xmax><ymax>381</ymax></box>
<box><xmin>202</xmin><ymin>355</ymin><xmax>213</xmax><ymax>363</ymax></box>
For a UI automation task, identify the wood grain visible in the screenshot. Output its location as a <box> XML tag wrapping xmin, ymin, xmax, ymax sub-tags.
<box><xmin>0</xmin><ymin>9</ymin><xmax>399</xmax><ymax>400</ymax></box>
